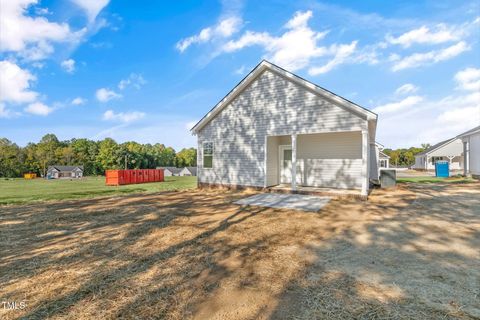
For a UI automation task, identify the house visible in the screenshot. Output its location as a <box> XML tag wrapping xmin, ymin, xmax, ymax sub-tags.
<box><xmin>179</xmin><ymin>167</ymin><xmax>197</xmax><ymax>176</ymax></box>
<box><xmin>413</xmin><ymin>138</ymin><xmax>464</xmax><ymax>170</ymax></box>
<box><xmin>191</xmin><ymin>60</ymin><xmax>378</xmax><ymax>197</ymax></box>
<box><xmin>458</xmin><ymin>125</ymin><xmax>480</xmax><ymax>179</ymax></box>
<box><xmin>47</xmin><ymin>165</ymin><xmax>83</xmax><ymax>179</ymax></box>
<box><xmin>375</xmin><ymin>142</ymin><xmax>390</xmax><ymax>169</ymax></box>
<box><xmin>156</xmin><ymin>167</ymin><xmax>182</xmax><ymax>176</ymax></box>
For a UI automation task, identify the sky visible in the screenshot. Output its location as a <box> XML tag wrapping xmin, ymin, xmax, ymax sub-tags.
<box><xmin>0</xmin><ymin>0</ymin><xmax>479</xmax><ymax>150</ymax></box>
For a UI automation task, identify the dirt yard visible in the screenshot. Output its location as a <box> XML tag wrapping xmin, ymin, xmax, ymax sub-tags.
<box><xmin>1</xmin><ymin>183</ymin><xmax>479</xmax><ymax>319</ymax></box>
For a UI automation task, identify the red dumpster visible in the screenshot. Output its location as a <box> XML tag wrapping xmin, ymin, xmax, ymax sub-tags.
<box><xmin>154</xmin><ymin>169</ymin><xmax>159</xmax><ymax>182</ymax></box>
<box><xmin>158</xmin><ymin>168</ymin><xmax>164</xmax><ymax>182</ymax></box>
<box><xmin>105</xmin><ymin>170</ymin><xmax>125</xmax><ymax>186</ymax></box>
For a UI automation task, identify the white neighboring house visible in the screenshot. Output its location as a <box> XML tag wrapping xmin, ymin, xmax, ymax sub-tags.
<box><xmin>46</xmin><ymin>165</ymin><xmax>83</xmax><ymax>179</ymax></box>
<box><xmin>458</xmin><ymin>125</ymin><xmax>480</xmax><ymax>179</ymax></box>
<box><xmin>156</xmin><ymin>167</ymin><xmax>182</xmax><ymax>176</ymax></box>
<box><xmin>375</xmin><ymin>142</ymin><xmax>390</xmax><ymax>169</ymax></box>
<box><xmin>179</xmin><ymin>167</ymin><xmax>197</xmax><ymax>176</ymax></box>
<box><xmin>414</xmin><ymin>138</ymin><xmax>464</xmax><ymax>170</ymax></box>
<box><xmin>191</xmin><ymin>60</ymin><xmax>378</xmax><ymax>197</ymax></box>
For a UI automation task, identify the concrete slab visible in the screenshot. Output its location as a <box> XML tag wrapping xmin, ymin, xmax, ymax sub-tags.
<box><xmin>235</xmin><ymin>193</ymin><xmax>331</xmax><ymax>212</ymax></box>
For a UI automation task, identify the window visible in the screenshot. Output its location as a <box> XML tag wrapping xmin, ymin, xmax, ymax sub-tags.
<box><xmin>203</xmin><ymin>142</ymin><xmax>213</xmax><ymax>168</ymax></box>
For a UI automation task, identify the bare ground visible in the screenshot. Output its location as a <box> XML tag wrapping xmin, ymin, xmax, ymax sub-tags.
<box><xmin>0</xmin><ymin>183</ymin><xmax>479</xmax><ymax>319</ymax></box>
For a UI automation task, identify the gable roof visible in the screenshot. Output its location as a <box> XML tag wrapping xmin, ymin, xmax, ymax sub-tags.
<box><xmin>48</xmin><ymin>165</ymin><xmax>83</xmax><ymax>172</ymax></box>
<box><xmin>183</xmin><ymin>167</ymin><xmax>197</xmax><ymax>175</ymax></box>
<box><xmin>458</xmin><ymin>125</ymin><xmax>480</xmax><ymax>138</ymax></box>
<box><xmin>191</xmin><ymin>60</ymin><xmax>377</xmax><ymax>134</ymax></box>
<box><xmin>157</xmin><ymin>167</ymin><xmax>182</xmax><ymax>174</ymax></box>
<box><xmin>416</xmin><ymin>138</ymin><xmax>458</xmax><ymax>156</ymax></box>
<box><xmin>379</xmin><ymin>151</ymin><xmax>390</xmax><ymax>159</ymax></box>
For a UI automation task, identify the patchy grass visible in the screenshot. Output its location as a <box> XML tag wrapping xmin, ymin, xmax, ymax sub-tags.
<box><xmin>0</xmin><ymin>183</ymin><xmax>479</xmax><ymax>319</ymax></box>
<box><xmin>0</xmin><ymin>176</ymin><xmax>196</xmax><ymax>205</ymax></box>
<box><xmin>397</xmin><ymin>176</ymin><xmax>476</xmax><ymax>184</ymax></box>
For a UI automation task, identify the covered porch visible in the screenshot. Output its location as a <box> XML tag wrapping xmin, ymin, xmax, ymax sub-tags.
<box><xmin>264</xmin><ymin>130</ymin><xmax>370</xmax><ymax>196</ymax></box>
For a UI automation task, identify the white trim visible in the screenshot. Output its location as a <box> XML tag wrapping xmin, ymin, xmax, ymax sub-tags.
<box><xmin>202</xmin><ymin>141</ymin><xmax>214</xmax><ymax>169</ymax></box>
<box><xmin>264</xmin><ymin>136</ymin><xmax>268</xmax><ymax>188</ymax></box>
<box><xmin>361</xmin><ymin>130</ymin><xmax>369</xmax><ymax>196</ymax></box>
<box><xmin>191</xmin><ymin>60</ymin><xmax>377</xmax><ymax>134</ymax></box>
<box><xmin>278</xmin><ymin>145</ymin><xmax>292</xmax><ymax>184</ymax></box>
<box><xmin>292</xmin><ymin>134</ymin><xmax>297</xmax><ymax>191</ymax></box>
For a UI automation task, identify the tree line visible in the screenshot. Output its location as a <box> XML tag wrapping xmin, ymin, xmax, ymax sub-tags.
<box><xmin>0</xmin><ymin>134</ymin><xmax>197</xmax><ymax>178</ymax></box>
<box><xmin>383</xmin><ymin>144</ymin><xmax>430</xmax><ymax>167</ymax></box>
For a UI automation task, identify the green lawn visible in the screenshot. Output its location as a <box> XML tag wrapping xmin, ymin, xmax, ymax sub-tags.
<box><xmin>0</xmin><ymin>176</ymin><xmax>197</xmax><ymax>205</ymax></box>
<box><xmin>396</xmin><ymin>176</ymin><xmax>476</xmax><ymax>184</ymax></box>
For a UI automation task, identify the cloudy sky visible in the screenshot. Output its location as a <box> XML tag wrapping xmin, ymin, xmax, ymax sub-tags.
<box><xmin>0</xmin><ymin>0</ymin><xmax>479</xmax><ymax>149</ymax></box>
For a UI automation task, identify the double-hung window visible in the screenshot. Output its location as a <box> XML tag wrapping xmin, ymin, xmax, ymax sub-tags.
<box><xmin>203</xmin><ymin>142</ymin><xmax>213</xmax><ymax>168</ymax></box>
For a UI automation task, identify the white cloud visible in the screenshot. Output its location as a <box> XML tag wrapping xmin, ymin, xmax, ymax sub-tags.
<box><xmin>0</xmin><ymin>60</ymin><xmax>38</xmax><ymax>103</ymax></box>
<box><xmin>95</xmin><ymin>88</ymin><xmax>122</xmax><ymax>102</ymax></box>
<box><xmin>454</xmin><ymin>67</ymin><xmax>480</xmax><ymax>91</ymax></box>
<box><xmin>71</xmin><ymin>0</ymin><xmax>110</xmax><ymax>22</ymax></box>
<box><xmin>102</xmin><ymin>109</ymin><xmax>145</xmax><ymax>123</ymax></box>
<box><xmin>391</xmin><ymin>41</ymin><xmax>469</xmax><ymax>71</ymax></box>
<box><xmin>0</xmin><ymin>0</ymin><xmax>85</xmax><ymax>60</ymax></box>
<box><xmin>308</xmin><ymin>41</ymin><xmax>357</xmax><ymax>75</ymax></box>
<box><xmin>118</xmin><ymin>73</ymin><xmax>146</xmax><ymax>90</ymax></box>
<box><xmin>373</xmin><ymin>95</ymin><xmax>423</xmax><ymax>114</ymax></box>
<box><xmin>71</xmin><ymin>97</ymin><xmax>86</xmax><ymax>105</ymax></box>
<box><xmin>61</xmin><ymin>58</ymin><xmax>76</xmax><ymax>73</ymax></box>
<box><xmin>224</xmin><ymin>11</ymin><xmax>332</xmax><ymax>71</ymax></box>
<box><xmin>234</xmin><ymin>65</ymin><xmax>247</xmax><ymax>75</ymax></box>
<box><xmin>176</xmin><ymin>16</ymin><xmax>242</xmax><ymax>52</ymax></box>
<box><xmin>395</xmin><ymin>83</ymin><xmax>419</xmax><ymax>95</ymax></box>
<box><xmin>0</xmin><ymin>103</ymin><xmax>10</xmax><ymax>118</ymax></box>
<box><xmin>386</xmin><ymin>24</ymin><xmax>463</xmax><ymax>48</ymax></box>
<box><xmin>24</xmin><ymin>102</ymin><xmax>53</xmax><ymax>116</ymax></box>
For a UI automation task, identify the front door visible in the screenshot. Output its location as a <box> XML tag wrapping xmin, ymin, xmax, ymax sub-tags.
<box><xmin>279</xmin><ymin>146</ymin><xmax>292</xmax><ymax>184</ymax></box>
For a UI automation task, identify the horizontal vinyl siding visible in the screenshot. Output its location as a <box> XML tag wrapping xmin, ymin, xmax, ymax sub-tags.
<box><xmin>469</xmin><ymin>133</ymin><xmax>480</xmax><ymax>175</ymax></box>
<box><xmin>198</xmin><ymin>69</ymin><xmax>368</xmax><ymax>187</ymax></box>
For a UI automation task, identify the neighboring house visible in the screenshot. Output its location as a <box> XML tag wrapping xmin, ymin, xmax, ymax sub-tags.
<box><xmin>414</xmin><ymin>138</ymin><xmax>464</xmax><ymax>170</ymax></box>
<box><xmin>458</xmin><ymin>125</ymin><xmax>480</xmax><ymax>179</ymax></box>
<box><xmin>191</xmin><ymin>60</ymin><xmax>378</xmax><ymax>196</ymax></box>
<box><xmin>179</xmin><ymin>167</ymin><xmax>197</xmax><ymax>176</ymax></box>
<box><xmin>47</xmin><ymin>165</ymin><xmax>83</xmax><ymax>179</ymax></box>
<box><xmin>156</xmin><ymin>167</ymin><xmax>182</xmax><ymax>176</ymax></box>
<box><xmin>375</xmin><ymin>143</ymin><xmax>390</xmax><ymax>169</ymax></box>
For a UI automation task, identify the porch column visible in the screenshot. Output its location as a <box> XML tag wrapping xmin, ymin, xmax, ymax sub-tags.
<box><xmin>463</xmin><ymin>141</ymin><xmax>469</xmax><ymax>176</ymax></box>
<box><xmin>291</xmin><ymin>134</ymin><xmax>297</xmax><ymax>191</ymax></box>
<box><xmin>361</xmin><ymin>130</ymin><xmax>369</xmax><ymax>196</ymax></box>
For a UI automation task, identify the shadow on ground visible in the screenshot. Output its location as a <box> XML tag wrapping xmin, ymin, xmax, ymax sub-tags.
<box><xmin>0</xmin><ymin>183</ymin><xmax>479</xmax><ymax>319</ymax></box>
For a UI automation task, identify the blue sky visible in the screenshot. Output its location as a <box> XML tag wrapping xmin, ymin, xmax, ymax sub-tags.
<box><xmin>1</xmin><ymin>0</ymin><xmax>479</xmax><ymax>150</ymax></box>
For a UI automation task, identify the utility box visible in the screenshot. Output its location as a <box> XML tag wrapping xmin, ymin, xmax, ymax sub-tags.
<box><xmin>435</xmin><ymin>161</ymin><xmax>449</xmax><ymax>177</ymax></box>
<box><xmin>380</xmin><ymin>169</ymin><xmax>396</xmax><ymax>188</ymax></box>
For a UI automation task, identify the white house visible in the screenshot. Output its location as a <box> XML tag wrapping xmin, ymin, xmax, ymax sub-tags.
<box><xmin>375</xmin><ymin>142</ymin><xmax>390</xmax><ymax>169</ymax></box>
<box><xmin>156</xmin><ymin>167</ymin><xmax>182</xmax><ymax>176</ymax></box>
<box><xmin>458</xmin><ymin>125</ymin><xmax>480</xmax><ymax>179</ymax></box>
<box><xmin>191</xmin><ymin>60</ymin><xmax>378</xmax><ymax>197</ymax></box>
<box><xmin>46</xmin><ymin>165</ymin><xmax>83</xmax><ymax>179</ymax></box>
<box><xmin>414</xmin><ymin>138</ymin><xmax>464</xmax><ymax>170</ymax></box>
<box><xmin>179</xmin><ymin>167</ymin><xmax>197</xmax><ymax>176</ymax></box>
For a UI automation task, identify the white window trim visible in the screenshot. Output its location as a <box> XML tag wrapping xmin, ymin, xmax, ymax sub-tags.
<box><xmin>202</xmin><ymin>141</ymin><xmax>214</xmax><ymax>169</ymax></box>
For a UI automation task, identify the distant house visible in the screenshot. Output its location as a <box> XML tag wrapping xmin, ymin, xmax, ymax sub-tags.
<box><xmin>458</xmin><ymin>125</ymin><xmax>480</xmax><ymax>179</ymax></box>
<box><xmin>157</xmin><ymin>167</ymin><xmax>182</xmax><ymax>176</ymax></box>
<box><xmin>47</xmin><ymin>165</ymin><xmax>83</xmax><ymax>179</ymax></box>
<box><xmin>375</xmin><ymin>143</ymin><xmax>390</xmax><ymax>169</ymax></box>
<box><xmin>179</xmin><ymin>167</ymin><xmax>197</xmax><ymax>176</ymax></box>
<box><xmin>414</xmin><ymin>138</ymin><xmax>464</xmax><ymax>170</ymax></box>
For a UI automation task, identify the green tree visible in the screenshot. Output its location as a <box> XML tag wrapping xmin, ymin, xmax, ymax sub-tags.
<box><xmin>36</xmin><ymin>134</ymin><xmax>60</xmax><ymax>177</ymax></box>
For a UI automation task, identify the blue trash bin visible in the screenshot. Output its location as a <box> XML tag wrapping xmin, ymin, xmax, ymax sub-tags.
<box><xmin>435</xmin><ymin>161</ymin><xmax>449</xmax><ymax>177</ymax></box>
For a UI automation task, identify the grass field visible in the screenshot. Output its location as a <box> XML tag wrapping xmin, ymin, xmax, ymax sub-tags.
<box><xmin>396</xmin><ymin>176</ymin><xmax>475</xmax><ymax>184</ymax></box>
<box><xmin>0</xmin><ymin>176</ymin><xmax>197</xmax><ymax>205</ymax></box>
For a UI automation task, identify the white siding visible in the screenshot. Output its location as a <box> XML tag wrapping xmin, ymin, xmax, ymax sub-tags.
<box><xmin>197</xmin><ymin>69</ymin><xmax>368</xmax><ymax>188</ymax></box>
<box><xmin>467</xmin><ymin>132</ymin><xmax>480</xmax><ymax>175</ymax></box>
